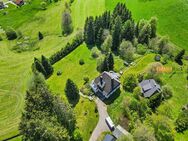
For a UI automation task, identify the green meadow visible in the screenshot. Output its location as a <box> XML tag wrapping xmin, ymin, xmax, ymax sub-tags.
<box><xmin>0</xmin><ymin>0</ymin><xmax>188</xmax><ymax>140</ymax></box>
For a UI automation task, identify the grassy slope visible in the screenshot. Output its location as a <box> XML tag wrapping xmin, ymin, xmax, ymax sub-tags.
<box><xmin>108</xmin><ymin>55</ymin><xmax>188</xmax><ymax>140</ymax></box>
<box><xmin>105</xmin><ymin>0</ymin><xmax>188</xmax><ymax>51</ymax></box>
<box><xmin>47</xmin><ymin>44</ymin><xmax>99</xmax><ymax>140</ymax></box>
<box><xmin>71</xmin><ymin>0</ymin><xmax>105</xmax><ymax>29</ymax></box>
<box><xmin>0</xmin><ymin>1</ymin><xmax>76</xmax><ymax>139</ymax></box>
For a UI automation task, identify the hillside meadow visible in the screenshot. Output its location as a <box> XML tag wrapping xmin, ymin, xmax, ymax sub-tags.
<box><xmin>0</xmin><ymin>0</ymin><xmax>188</xmax><ymax>140</ymax></box>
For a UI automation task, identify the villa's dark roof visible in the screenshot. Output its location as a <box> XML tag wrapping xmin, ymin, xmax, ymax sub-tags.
<box><xmin>93</xmin><ymin>71</ymin><xmax>120</xmax><ymax>96</ymax></box>
<box><xmin>103</xmin><ymin>134</ymin><xmax>116</xmax><ymax>141</ymax></box>
<box><xmin>139</xmin><ymin>79</ymin><xmax>161</xmax><ymax>98</ymax></box>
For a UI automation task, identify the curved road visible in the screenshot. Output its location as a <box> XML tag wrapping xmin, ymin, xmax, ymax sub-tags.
<box><xmin>89</xmin><ymin>98</ymin><xmax>110</xmax><ymax>141</ymax></box>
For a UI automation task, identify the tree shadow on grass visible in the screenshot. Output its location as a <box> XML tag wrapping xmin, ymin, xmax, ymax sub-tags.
<box><xmin>103</xmin><ymin>88</ymin><xmax>121</xmax><ymax>105</ymax></box>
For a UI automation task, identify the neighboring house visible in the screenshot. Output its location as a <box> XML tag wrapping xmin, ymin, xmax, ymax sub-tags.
<box><xmin>112</xmin><ymin>125</ymin><xmax>130</xmax><ymax>139</ymax></box>
<box><xmin>90</xmin><ymin>71</ymin><xmax>121</xmax><ymax>100</ymax></box>
<box><xmin>14</xmin><ymin>0</ymin><xmax>24</xmax><ymax>6</ymax></box>
<box><xmin>103</xmin><ymin>134</ymin><xmax>116</xmax><ymax>141</ymax></box>
<box><xmin>139</xmin><ymin>79</ymin><xmax>161</xmax><ymax>98</ymax></box>
<box><xmin>0</xmin><ymin>2</ymin><xmax>5</xmax><ymax>9</ymax></box>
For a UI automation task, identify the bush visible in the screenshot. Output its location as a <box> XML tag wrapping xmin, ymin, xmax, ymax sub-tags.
<box><xmin>79</xmin><ymin>59</ymin><xmax>85</xmax><ymax>65</ymax></box>
<box><xmin>57</xmin><ymin>70</ymin><xmax>62</xmax><ymax>76</ymax></box>
<box><xmin>148</xmin><ymin>93</ymin><xmax>162</xmax><ymax>111</ymax></box>
<box><xmin>83</xmin><ymin>77</ymin><xmax>89</xmax><ymax>84</ymax></box>
<box><xmin>123</xmin><ymin>74</ymin><xmax>138</xmax><ymax>92</ymax></box>
<box><xmin>137</xmin><ymin>44</ymin><xmax>147</xmax><ymax>55</ymax></box>
<box><xmin>5</xmin><ymin>27</ymin><xmax>17</xmax><ymax>40</ymax></box>
<box><xmin>38</xmin><ymin>31</ymin><xmax>43</xmax><ymax>40</ymax></box>
<box><xmin>0</xmin><ymin>35</ymin><xmax>2</xmax><ymax>41</ymax></box>
<box><xmin>133</xmin><ymin>86</ymin><xmax>142</xmax><ymax>100</ymax></box>
<box><xmin>40</xmin><ymin>1</ymin><xmax>47</xmax><ymax>10</ymax></box>
<box><xmin>91</xmin><ymin>47</ymin><xmax>100</xmax><ymax>58</ymax></box>
<box><xmin>175</xmin><ymin>109</ymin><xmax>188</xmax><ymax>133</ymax></box>
<box><xmin>161</xmin><ymin>85</ymin><xmax>173</xmax><ymax>100</ymax></box>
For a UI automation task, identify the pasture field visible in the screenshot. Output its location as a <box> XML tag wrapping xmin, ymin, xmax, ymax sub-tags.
<box><xmin>106</xmin><ymin>0</ymin><xmax>188</xmax><ymax>50</ymax></box>
<box><xmin>0</xmin><ymin>0</ymin><xmax>188</xmax><ymax>140</ymax></box>
<box><xmin>47</xmin><ymin>44</ymin><xmax>99</xmax><ymax>141</ymax></box>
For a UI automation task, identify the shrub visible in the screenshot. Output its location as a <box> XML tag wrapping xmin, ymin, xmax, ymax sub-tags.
<box><xmin>5</xmin><ymin>27</ymin><xmax>17</xmax><ymax>40</ymax></box>
<box><xmin>91</xmin><ymin>47</ymin><xmax>100</xmax><ymax>58</ymax></box>
<box><xmin>83</xmin><ymin>77</ymin><xmax>89</xmax><ymax>84</ymax></box>
<box><xmin>79</xmin><ymin>59</ymin><xmax>85</xmax><ymax>65</ymax></box>
<box><xmin>133</xmin><ymin>86</ymin><xmax>142</xmax><ymax>100</ymax></box>
<box><xmin>137</xmin><ymin>44</ymin><xmax>147</xmax><ymax>55</ymax></box>
<box><xmin>123</xmin><ymin>74</ymin><xmax>138</xmax><ymax>92</ymax></box>
<box><xmin>40</xmin><ymin>1</ymin><xmax>47</xmax><ymax>10</ymax></box>
<box><xmin>57</xmin><ymin>70</ymin><xmax>62</xmax><ymax>76</ymax></box>
<box><xmin>38</xmin><ymin>31</ymin><xmax>43</xmax><ymax>40</ymax></box>
<box><xmin>0</xmin><ymin>35</ymin><xmax>2</xmax><ymax>41</ymax></box>
<box><xmin>148</xmin><ymin>93</ymin><xmax>162</xmax><ymax>111</ymax></box>
<box><xmin>161</xmin><ymin>85</ymin><xmax>173</xmax><ymax>100</ymax></box>
<box><xmin>175</xmin><ymin>109</ymin><xmax>188</xmax><ymax>133</ymax></box>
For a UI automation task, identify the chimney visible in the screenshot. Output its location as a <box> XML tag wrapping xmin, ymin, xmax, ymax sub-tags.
<box><xmin>100</xmin><ymin>76</ymin><xmax>103</xmax><ymax>85</ymax></box>
<box><xmin>111</xmin><ymin>78</ymin><xmax>114</xmax><ymax>89</ymax></box>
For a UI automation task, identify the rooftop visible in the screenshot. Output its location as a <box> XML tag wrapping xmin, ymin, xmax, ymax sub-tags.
<box><xmin>139</xmin><ymin>79</ymin><xmax>161</xmax><ymax>98</ymax></box>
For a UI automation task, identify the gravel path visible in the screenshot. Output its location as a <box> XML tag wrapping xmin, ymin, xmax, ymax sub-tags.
<box><xmin>89</xmin><ymin>98</ymin><xmax>110</xmax><ymax>141</ymax></box>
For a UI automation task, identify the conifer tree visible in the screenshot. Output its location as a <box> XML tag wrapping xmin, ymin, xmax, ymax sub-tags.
<box><xmin>84</xmin><ymin>17</ymin><xmax>95</xmax><ymax>45</ymax></box>
<box><xmin>121</xmin><ymin>20</ymin><xmax>135</xmax><ymax>41</ymax></box>
<box><xmin>34</xmin><ymin>58</ymin><xmax>47</xmax><ymax>77</ymax></box>
<box><xmin>65</xmin><ymin>79</ymin><xmax>79</xmax><ymax>102</ymax></box>
<box><xmin>107</xmin><ymin>53</ymin><xmax>114</xmax><ymax>71</ymax></box>
<box><xmin>96</xmin><ymin>28</ymin><xmax>103</xmax><ymax>47</ymax></box>
<box><xmin>38</xmin><ymin>31</ymin><xmax>43</xmax><ymax>40</ymax></box>
<box><xmin>150</xmin><ymin>17</ymin><xmax>157</xmax><ymax>38</ymax></box>
<box><xmin>112</xmin><ymin>16</ymin><xmax>122</xmax><ymax>51</ymax></box>
<box><xmin>41</xmin><ymin>55</ymin><xmax>53</xmax><ymax>77</ymax></box>
<box><xmin>175</xmin><ymin>49</ymin><xmax>185</xmax><ymax>64</ymax></box>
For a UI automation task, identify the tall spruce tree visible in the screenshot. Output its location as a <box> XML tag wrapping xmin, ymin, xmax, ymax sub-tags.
<box><xmin>19</xmin><ymin>73</ymin><xmax>76</xmax><ymax>140</ymax></box>
<box><xmin>34</xmin><ymin>58</ymin><xmax>47</xmax><ymax>77</ymax></box>
<box><xmin>41</xmin><ymin>55</ymin><xmax>53</xmax><ymax>77</ymax></box>
<box><xmin>150</xmin><ymin>17</ymin><xmax>157</xmax><ymax>38</ymax></box>
<box><xmin>175</xmin><ymin>49</ymin><xmax>185</xmax><ymax>64</ymax></box>
<box><xmin>112</xmin><ymin>3</ymin><xmax>132</xmax><ymax>23</ymax></box>
<box><xmin>84</xmin><ymin>17</ymin><xmax>95</xmax><ymax>45</ymax></box>
<box><xmin>121</xmin><ymin>20</ymin><xmax>135</xmax><ymax>41</ymax></box>
<box><xmin>107</xmin><ymin>53</ymin><xmax>114</xmax><ymax>71</ymax></box>
<box><xmin>96</xmin><ymin>28</ymin><xmax>103</xmax><ymax>47</ymax></box>
<box><xmin>38</xmin><ymin>31</ymin><xmax>43</xmax><ymax>40</ymax></box>
<box><xmin>65</xmin><ymin>79</ymin><xmax>79</xmax><ymax>102</ymax></box>
<box><xmin>112</xmin><ymin>16</ymin><xmax>122</xmax><ymax>51</ymax></box>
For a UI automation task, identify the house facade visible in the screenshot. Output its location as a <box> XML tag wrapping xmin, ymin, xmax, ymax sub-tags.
<box><xmin>90</xmin><ymin>71</ymin><xmax>120</xmax><ymax>100</ymax></box>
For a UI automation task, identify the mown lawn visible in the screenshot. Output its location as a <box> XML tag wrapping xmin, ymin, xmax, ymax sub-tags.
<box><xmin>0</xmin><ymin>1</ymin><xmax>76</xmax><ymax>139</ymax></box>
<box><xmin>105</xmin><ymin>0</ymin><xmax>188</xmax><ymax>51</ymax></box>
<box><xmin>47</xmin><ymin>44</ymin><xmax>99</xmax><ymax>141</ymax></box>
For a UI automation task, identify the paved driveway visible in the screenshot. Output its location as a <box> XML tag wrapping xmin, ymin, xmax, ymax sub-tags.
<box><xmin>89</xmin><ymin>98</ymin><xmax>110</xmax><ymax>141</ymax></box>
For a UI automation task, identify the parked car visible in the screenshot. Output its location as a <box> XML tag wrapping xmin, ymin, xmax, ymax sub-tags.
<box><xmin>105</xmin><ymin>116</ymin><xmax>115</xmax><ymax>131</ymax></box>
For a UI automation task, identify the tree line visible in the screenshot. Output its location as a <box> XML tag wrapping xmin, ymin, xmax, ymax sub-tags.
<box><xmin>84</xmin><ymin>3</ymin><xmax>157</xmax><ymax>51</ymax></box>
<box><xmin>19</xmin><ymin>72</ymin><xmax>82</xmax><ymax>141</ymax></box>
